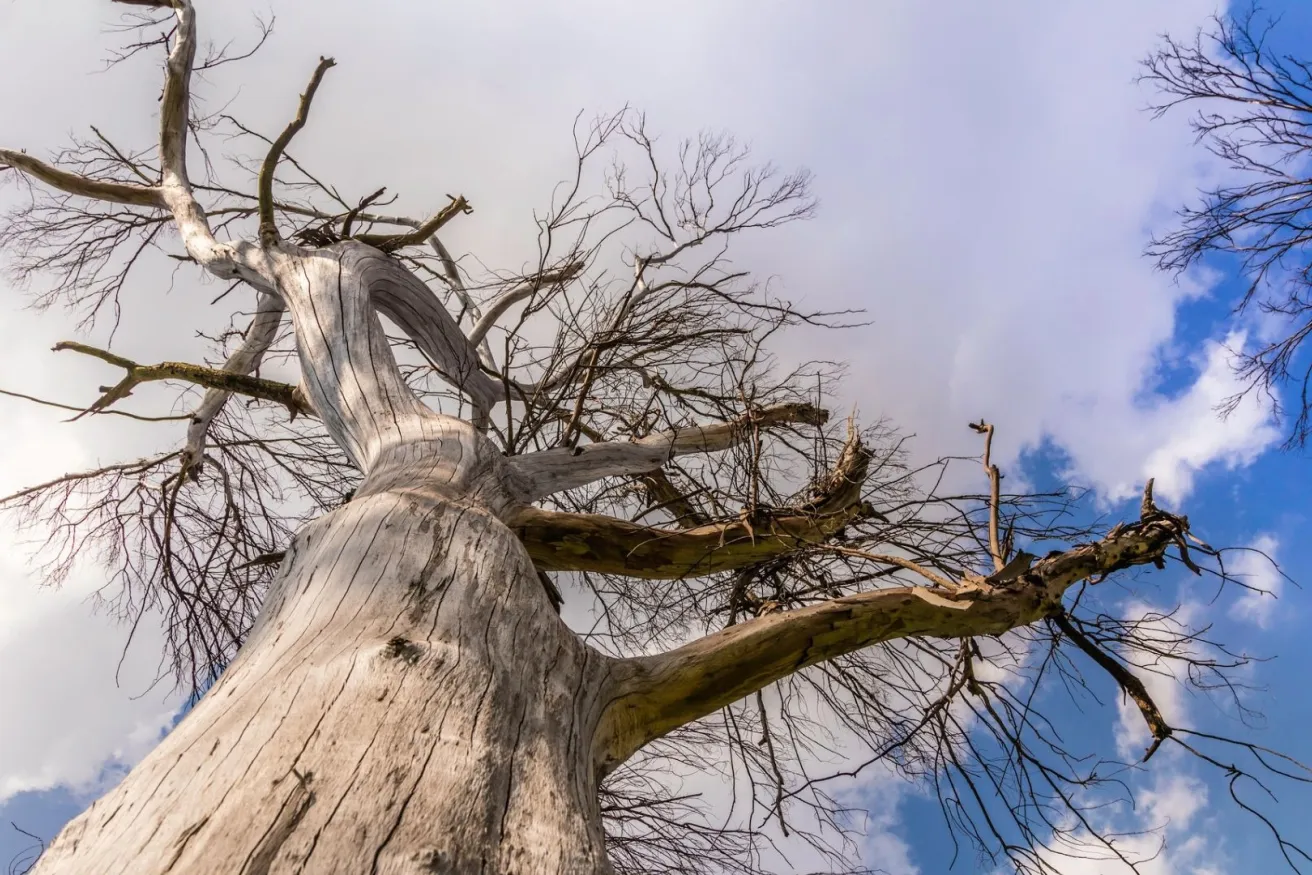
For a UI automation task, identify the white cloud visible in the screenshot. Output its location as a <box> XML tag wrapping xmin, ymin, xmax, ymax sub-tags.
<box><xmin>855</xmin><ymin>782</ymin><xmax>921</xmax><ymax>875</ymax></box>
<box><xmin>1072</xmin><ymin>601</ymin><xmax>1231</xmax><ymax>875</ymax></box>
<box><xmin>1141</xmin><ymin>773</ymin><xmax>1208</xmax><ymax>833</ymax></box>
<box><xmin>0</xmin><ymin>310</ymin><xmax>180</xmax><ymax>804</ymax></box>
<box><xmin>1017</xmin><ymin>767</ymin><xmax>1228</xmax><ymax>875</ymax></box>
<box><xmin>0</xmin><ymin>541</ymin><xmax>178</xmax><ymax>803</ymax></box>
<box><xmin>1073</xmin><ymin>334</ymin><xmax>1280</xmax><ymax>506</ymax></box>
<box><xmin>1229</xmin><ymin>534</ymin><xmax>1284</xmax><ymax>628</ymax></box>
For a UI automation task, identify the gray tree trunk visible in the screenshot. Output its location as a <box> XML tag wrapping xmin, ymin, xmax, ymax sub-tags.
<box><xmin>36</xmin><ymin>487</ymin><xmax>616</xmax><ymax>874</ymax></box>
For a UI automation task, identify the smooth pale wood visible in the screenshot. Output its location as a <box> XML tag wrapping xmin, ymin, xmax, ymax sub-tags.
<box><xmin>505</xmin><ymin>402</ymin><xmax>827</xmax><ymax>502</ymax></box>
<box><xmin>180</xmin><ymin>293</ymin><xmax>287</xmax><ymax>475</ymax></box>
<box><xmin>350</xmin><ymin>242</ymin><xmax>503</xmax><ymax>414</ymax></box>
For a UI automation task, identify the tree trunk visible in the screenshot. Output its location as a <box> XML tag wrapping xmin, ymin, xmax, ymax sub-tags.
<box><xmin>33</xmin><ymin>487</ymin><xmax>617</xmax><ymax>874</ymax></box>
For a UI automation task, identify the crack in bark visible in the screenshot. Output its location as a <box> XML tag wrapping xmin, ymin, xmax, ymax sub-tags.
<box><xmin>239</xmin><ymin>770</ymin><xmax>315</xmax><ymax>875</ymax></box>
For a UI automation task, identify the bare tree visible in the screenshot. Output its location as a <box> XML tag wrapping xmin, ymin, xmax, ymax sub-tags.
<box><xmin>1144</xmin><ymin>6</ymin><xmax>1312</xmax><ymax>448</ymax></box>
<box><xmin>0</xmin><ymin>2</ymin><xmax>1305</xmax><ymax>873</ymax></box>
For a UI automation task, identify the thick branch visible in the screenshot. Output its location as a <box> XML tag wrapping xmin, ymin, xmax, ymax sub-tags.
<box><xmin>356</xmin><ymin>195</ymin><xmax>471</xmax><ymax>253</ymax></box>
<box><xmin>512</xmin><ymin>425</ymin><xmax>866</xmax><ymax>578</ymax></box>
<box><xmin>179</xmin><ymin>293</ymin><xmax>289</xmax><ymax>479</ymax></box>
<box><xmin>466</xmin><ymin>259</ymin><xmax>587</xmax><ymax>347</ymax></box>
<box><xmin>514</xmin><ymin>503</ymin><xmax>869</xmax><ymax>579</ymax></box>
<box><xmin>149</xmin><ymin>0</ymin><xmax>270</xmax><ymax>286</ymax></box>
<box><xmin>54</xmin><ymin>341</ymin><xmax>311</xmax><ymax>419</ymax></box>
<box><xmin>594</xmin><ymin>510</ymin><xmax>1191</xmax><ymax>774</ymax></box>
<box><xmin>257</xmin><ymin>57</ymin><xmax>336</xmax><ymax>245</ymax></box>
<box><xmin>507</xmin><ymin>402</ymin><xmax>830</xmax><ymax>502</ymax></box>
<box><xmin>0</xmin><ymin>150</ymin><xmax>163</xmax><ymax>207</ymax></box>
<box><xmin>345</xmin><ymin>243</ymin><xmax>504</xmax><ymax>414</ymax></box>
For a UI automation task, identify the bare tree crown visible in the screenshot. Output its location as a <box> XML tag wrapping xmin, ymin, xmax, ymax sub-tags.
<box><xmin>0</xmin><ymin>2</ymin><xmax>1307</xmax><ymax>872</ymax></box>
<box><xmin>1144</xmin><ymin>7</ymin><xmax>1312</xmax><ymax>449</ymax></box>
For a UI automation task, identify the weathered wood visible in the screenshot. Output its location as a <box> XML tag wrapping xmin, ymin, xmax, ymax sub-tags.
<box><xmin>593</xmin><ymin>511</ymin><xmax>1191</xmax><ymax>775</ymax></box>
<box><xmin>36</xmin><ymin>489</ymin><xmax>617</xmax><ymax>874</ymax></box>
<box><xmin>179</xmin><ymin>293</ymin><xmax>290</xmax><ymax>478</ymax></box>
<box><xmin>0</xmin><ymin>149</ymin><xmax>163</xmax><ymax>206</ymax></box>
<box><xmin>506</xmin><ymin>402</ymin><xmax>828</xmax><ymax>502</ymax></box>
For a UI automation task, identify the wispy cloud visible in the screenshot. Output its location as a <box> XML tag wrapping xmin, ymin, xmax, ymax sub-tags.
<box><xmin>1229</xmin><ymin>534</ymin><xmax>1285</xmax><ymax>628</ymax></box>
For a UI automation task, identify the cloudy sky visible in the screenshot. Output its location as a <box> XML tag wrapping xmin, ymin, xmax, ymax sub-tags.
<box><xmin>1</xmin><ymin>0</ymin><xmax>1310</xmax><ymax>871</ymax></box>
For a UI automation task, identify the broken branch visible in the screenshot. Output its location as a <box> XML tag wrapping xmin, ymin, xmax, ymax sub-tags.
<box><xmin>356</xmin><ymin>195</ymin><xmax>472</xmax><ymax>253</ymax></box>
<box><xmin>969</xmin><ymin>419</ymin><xmax>1005</xmax><ymax>572</ymax></box>
<box><xmin>1052</xmin><ymin>611</ymin><xmax>1172</xmax><ymax>762</ymax></box>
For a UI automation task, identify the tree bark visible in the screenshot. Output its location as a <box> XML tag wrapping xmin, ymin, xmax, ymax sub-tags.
<box><xmin>31</xmin><ymin>242</ymin><xmax>622</xmax><ymax>874</ymax></box>
<box><xmin>35</xmin><ymin>487</ymin><xmax>618</xmax><ymax>874</ymax></box>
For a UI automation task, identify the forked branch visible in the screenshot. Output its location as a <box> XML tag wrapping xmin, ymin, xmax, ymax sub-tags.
<box><xmin>54</xmin><ymin>341</ymin><xmax>312</xmax><ymax>419</ymax></box>
<box><xmin>512</xmin><ymin>424</ymin><xmax>867</xmax><ymax>577</ymax></box>
<box><xmin>466</xmin><ymin>258</ymin><xmax>587</xmax><ymax>347</ymax></box>
<box><xmin>593</xmin><ymin>504</ymin><xmax>1194</xmax><ymax>775</ymax></box>
<box><xmin>508</xmin><ymin>402</ymin><xmax>830</xmax><ymax>502</ymax></box>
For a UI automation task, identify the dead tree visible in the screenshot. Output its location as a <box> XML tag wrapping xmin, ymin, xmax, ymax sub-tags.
<box><xmin>0</xmin><ymin>2</ymin><xmax>1305</xmax><ymax>872</ymax></box>
<box><xmin>1144</xmin><ymin>6</ymin><xmax>1312</xmax><ymax>448</ymax></box>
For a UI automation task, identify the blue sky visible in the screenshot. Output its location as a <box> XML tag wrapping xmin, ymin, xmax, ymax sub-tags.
<box><xmin>3</xmin><ymin>1</ymin><xmax>1312</xmax><ymax>872</ymax></box>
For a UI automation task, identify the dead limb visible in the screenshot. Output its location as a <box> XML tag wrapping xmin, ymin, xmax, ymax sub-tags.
<box><xmin>1051</xmin><ymin>612</ymin><xmax>1172</xmax><ymax>762</ymax></box>
<box><xmin>0</xmin><ymin>149</ymin><xmax>163</xmax><ymax>207</ymax></box>
<box><xmin>466</xmin><ymin>259</ymin><xmax>588</xmax><ymax>347</ymax></box>
<box><xmin>507</xmin><ymin>402</ymin><xmax>830</xmax><ymax>502</ymax></box>
<box><xmin>969</xmin><ymin>420</ymin><xmax>1005</xmax><ymax>572</ymax></box>
<box><xmin>594</xmin><ymin>507</ymin><xmax>1192</xmax><ymax>776</ymax></box>
<box><xmin>356</xmin><ymin>195</ymin><xmax>472</xmax><ymax>252</ymax></box>
<box><xmin>54</xmin><ymin>341</ymin><xmax>311</xmax><ymax>419</ymax></box>
<box><xmin>153</xmin><ymin>0</ymin><xmax>272</xmax><ymax>287</ymax></box>
<box><xmin>257</xmin><ymin>56</ymin><xmax>337</xmax><ymax>245</ymax></box>
<box><xmin>179</xmin><ymin>292</ymin><xmax>289</xmax><ymax>480</ymax></box>
<box><xmin>512</xmin><ymin>423</ymin><xmax>866</xmax><ymax>576</ymax></box>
